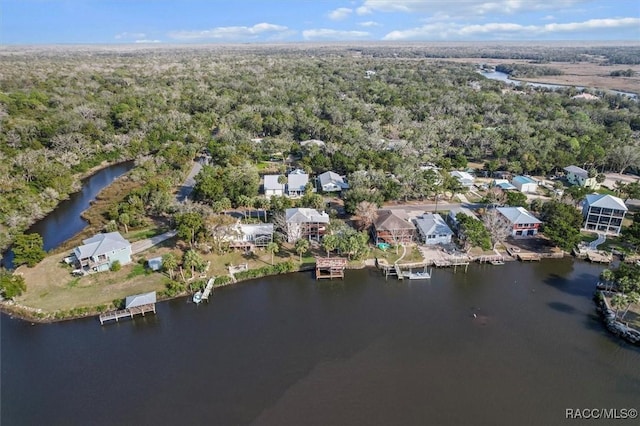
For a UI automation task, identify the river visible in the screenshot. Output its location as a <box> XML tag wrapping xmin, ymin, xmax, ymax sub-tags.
<box><xmin>2</xmin><ymin>260</ymin><xmax>639</xmax><ymax>425</ymax></box>
<box><xmin>1</xmin><ymin>161</ymin><xmax>134</xmax><ymax>269</ymax></box>
<box><xmin>480</xmin><ymin>70</ymin><xmax>638</xmax><ymax>98</ymax></box>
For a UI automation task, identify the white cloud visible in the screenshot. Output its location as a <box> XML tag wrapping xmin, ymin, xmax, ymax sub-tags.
<box><xmin>360</xmin><ymin>0</ymin><xmax>590</xmax><ymax>15</ymax></box>
<box><xmin>115</xmin><ymin>32</ymin><xmax>147</xmax><ymax>40</ymax></box>
<box><xmin>383</xmin><ymin>17</ymin><xmax>640</xmax><ymax>40</ymax></box>
<box><xmin>329</xmin><ymin>7</ymin><xmax>353</xmax><ymax>20</ymax></box>
<box><xmin>302</xmin><ymin>29</ymin><xmax>371</xmax><ymax>40</ymax></box>
<box><xmin>134</xmin><ymin>39</ymin><xmax>162</xmax><ymax>44</ymax></box>
<box><xmin>168</xmin><ymin>23</ymin><xmax>290</xmax><ymax>41</ymax></box>
<box><xmin>356</xmin><ymin>6</ymin><xmax>373</xmax><ymax>15</ymax></box>
<box><xmin>358</xmin><ymin>21</ymin><xmax>381</xmax><ymax>27</ymax></box>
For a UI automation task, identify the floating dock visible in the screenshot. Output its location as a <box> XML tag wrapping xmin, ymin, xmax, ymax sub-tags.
<box><xmin>202</xmin><ymin>277</ymin><xmax>215</xmax><ymax>301</ymax></box>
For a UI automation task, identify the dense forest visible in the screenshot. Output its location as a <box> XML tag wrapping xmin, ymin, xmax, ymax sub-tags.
<box><xmin>0</xmin><ymin>44</ymin><xmax>639</xmax><ymax>250</ymax></box>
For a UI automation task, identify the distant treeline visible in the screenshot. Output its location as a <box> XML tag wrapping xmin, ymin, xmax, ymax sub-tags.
<box><xmin>495</xmin><ymin>63</ymin><xmax>564</xmax><ymax>78</ymax></box>
<box><xmin>610</xmin><ymin>69</ymin><xmax>636</xmax><ymax>77</ymax></box>
<box><xmin>354</xmin><ymin>44</ymin><xmax>640</xmax><ymax>65</ymax></box>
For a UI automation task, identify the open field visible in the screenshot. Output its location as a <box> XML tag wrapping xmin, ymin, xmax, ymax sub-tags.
<box><xmin>445</xmin><ymin>57</ymin><xmax>640</xmax><ymax>94</ymax></box>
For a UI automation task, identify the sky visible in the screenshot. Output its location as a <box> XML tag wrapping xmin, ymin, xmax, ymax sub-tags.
<box><xmin>1</xmin><ymin>0</ymin><xmax>639</xmax><ymax>44</ymax></box>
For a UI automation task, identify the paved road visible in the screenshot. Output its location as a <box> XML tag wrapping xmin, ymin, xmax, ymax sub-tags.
<box><xmin>176</xmin><ymin>161</ymin><xmax>202</xmax><ymax>203</ymax></box>
<box><xmin>131</xmin><ymin>229</ymin><xmax>178</xmax><ymax>254</ymax></box>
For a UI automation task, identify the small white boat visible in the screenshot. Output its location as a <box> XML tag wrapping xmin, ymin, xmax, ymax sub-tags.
<box><xmin>193</xmin><ymin>291</ymin><xmax>203</xmax><ymax>304</ymax></box>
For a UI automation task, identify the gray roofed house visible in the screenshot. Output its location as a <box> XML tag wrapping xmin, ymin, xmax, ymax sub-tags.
<box><xmin>414</xmin><ymin>213</ymin><xmax>453</xmax><ymax>245</ymax></box>
<box><xmin>285</xmin><ymin>208</ymin><xmax>330</xmax><ymax>242</ymax></box>
<box><xmin>582</xmin><ymin>194</ymin><xmax>628</xmax><ymax>235</ymax></box>
<box><xmin>496</xmin><ymin>207</ymin><xmax>542</xmax><ymax>237</ymax></box>
<box><xmin>317</xmin><ymin>171</ymin><xmax>349</xmax><ymax>193</ymax></box>
<box><xmin>263</xmin><ymin>175</ymin><xmax>285</xmax><ymax>198</ymax></box>
<box><xmin>232</xmin><ymin>223</ymin><xmax>274</xmax><ymax>248</ymax></box>
<box><xmin>125</xmin><ymin>291</ymin><xmax>157</xmax><ymax>309</ymax></box>
<box><xmin>287</xmin><ymin>169</ymin><xmax>309</xmax><ymax>197</ymax></box>
<box><xmin>73</xmin><ymin>232</ymin><xmax>132</xmax><ymax>272</ymax></box>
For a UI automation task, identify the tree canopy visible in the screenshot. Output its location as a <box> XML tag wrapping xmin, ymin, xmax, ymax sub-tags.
<box><xmin>540</xmin><ymin>201</ymin><xmax>583</xmax><ymax>251</ymax></box>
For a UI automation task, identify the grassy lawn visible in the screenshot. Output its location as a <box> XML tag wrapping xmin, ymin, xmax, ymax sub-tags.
<box><xmin>371</xmin><ymin>244</ymin><xmax>424</xmax><ymax>264</ymax></box>
<box><xmin>604</xmin><ymin>294</ymin><xmax>640</xmax><ymax>330</ymax></box>
<box><xmin>15</xmin><ymin>255</ymin><xmax>167</xmax><ymax>313</ymax></box>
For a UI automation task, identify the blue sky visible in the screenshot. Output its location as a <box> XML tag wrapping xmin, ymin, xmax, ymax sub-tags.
<box><xmin>2</xmin><ymin>0</ymin><xmax>639</xmax><ymax>44</ymax></box>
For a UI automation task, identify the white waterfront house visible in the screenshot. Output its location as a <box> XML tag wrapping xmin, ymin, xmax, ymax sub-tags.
<box><xmin>582</xmin><ymin>194</ymin><xmax>627</xmax><ymax>235</ymax></box>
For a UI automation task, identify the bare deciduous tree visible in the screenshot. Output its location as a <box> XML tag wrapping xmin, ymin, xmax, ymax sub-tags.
<box><xmin>482</xmin><ymin>209</ymin><xmax>512</xmax><ymax>250</ymax></box>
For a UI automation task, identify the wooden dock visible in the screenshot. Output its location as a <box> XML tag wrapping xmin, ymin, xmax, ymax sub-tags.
<box><xmin>515</xmin><ymin>252</ymin><xmax>541</xmax><ymax>261</ymax></box>
<box><xmin>315</xmin><ymin>257</ymin><xmax>347</xmax><ymax>280</ymax></box>
<box><xmin>99</xmin><ymin>291</ymin><xmax>157</xmax><ymax>325</ymax></box>
<box><xmin>99</xmin><ymin>304</ymin><xmax>156</xmax><ymax>325</ymax></box>
<box><xmin>202</xmin><ymin>277</ymin><xmax>215</xmax><ymax>301</ymax></box>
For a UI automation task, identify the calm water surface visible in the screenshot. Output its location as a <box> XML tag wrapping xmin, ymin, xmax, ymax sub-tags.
<box><xmin>2</xmin><ymin>260</ymin><xmax>639</xmax><ymax>425</ymax></box>
<box><xmin>1</xmin><ymin>161</ymin><xmax>134</xmax><ymax>268</ymax></box>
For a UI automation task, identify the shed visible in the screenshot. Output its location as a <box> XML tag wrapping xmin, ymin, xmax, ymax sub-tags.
<box><xmin>148</xmin><ymin>256</ymin><xmax>163</xmax><ymax>271</ymax></box>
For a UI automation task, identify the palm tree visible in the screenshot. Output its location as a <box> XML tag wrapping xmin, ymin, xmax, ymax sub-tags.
<box><xmin>295</xmin><ymin>238</ymin><xmax>310</xmax><ymax>262</ymax></box>
<box><xmin>183</xmin><ymin>249</ymin><xmax>203</xmax><ymax>279</ymax></box>
<box><xmin>322</xmin><ymin>235</ymin><xmax>339</xmax><ymax>257</ymax></box>
<box><xmin>118</xmin><ymin>212</ymin><xmax>130</xmax><ymax>234</ymax></box>
<box><xmin>162</xmin><ymin>253</ymin><xmax>178</xmax><ymax>280</ymax></box>
<box><xmin>620</xmin><ymin>292</ymin><xmax>640</xmax><ymax>320</ymax></box>
<box><xmin>610</xmin><ymin>293</ymin><xmax>626</xmax><ymax>319</ymax></box>
<box><xmin>599</xmin><ymin>269</ymin><xmax>615</xmax><ymax>291</ymax></box>
<box><xmin>266</xmin><ymin>241</ymin><xmax>279</xmax><ymax>265</ymax></box>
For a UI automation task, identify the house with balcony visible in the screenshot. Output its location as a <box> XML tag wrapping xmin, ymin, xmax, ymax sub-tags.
<box><xmin>229</xmin><ymin>222</ymin><xmax>274</xmax><ymax>249</ymax></box>
<box><xmin>564</xmin><ymin>165</ymin><xmax>599</xmax><ymax>189</ymax></box>
<box><xmin>582</xmin><ymin>194</ymin><xmax>627</xmax><ymax>235</ymax></box>
<box><xmin>287</xmin><ymin>169</ymin><xmax>309</xmax><ymax>198</ymax></box>
<box><xmin>73</xmin><ymin>232</ymin><xmax>132</xmax><ymax>273</ymax></box>
<box><xmin>496</xmin><ymin>207</ymin><xmax>542</xmax><ymax>237</ymax></box>
<box><xmin>372</xmin><ymin>209</ymin><xmax>416</xmax><ymax>245</ymax></box>
<box><xmin>414</xmin><ymin>213</ymin><xmax>453</xmax><ymax>245</ymax></box>
<box><xmin>285</xmin><ymin>208</ymin><xmax>330</xmax><ymax>242</ymax></box>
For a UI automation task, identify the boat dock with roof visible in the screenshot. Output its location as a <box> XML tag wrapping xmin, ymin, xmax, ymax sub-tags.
<box><xmin>99</xmin><ymin>291</ymin><xmax>157</xmax><ymax>325</ymax></box>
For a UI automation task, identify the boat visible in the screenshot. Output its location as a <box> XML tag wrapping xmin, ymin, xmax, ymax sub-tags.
<box><xmin>490</xmin><ymin>260</ymin><xmax>505</xmax><ymax>265</ymax></box>
<box><xmin>193</xmin><ymin>291</ymin><xmax>203</xmax><ymax>304</ymax></box>
<box><xmin>408</xmin><ymin>271</ymin><xmax>431</xmax><ymax>280</ymax></box>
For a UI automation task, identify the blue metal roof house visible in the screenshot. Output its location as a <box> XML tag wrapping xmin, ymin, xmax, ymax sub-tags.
<box><xmin>73</xmin><ymin>232</ymin><xmax>132</xmax><ymax>273</ymax></box>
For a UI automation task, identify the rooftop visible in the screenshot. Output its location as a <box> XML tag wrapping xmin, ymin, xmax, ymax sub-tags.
<box><xmin>512</xmin><ymin>175</ymin><xmax>536</xmax><ymax>184</ymax></box>
<box><xmin>584</xmin><ymin>194</ymin><xmax>628</xmax><ymax>211</ymax></box>
<box><xmin>285</xmin><ymin>208</ymin><xmax>330</xmax><ymax>224</ymax></box>
<box><xmin>75</xmin><ymin>232</ymin><xmax>130</xmax><ymax>259</ymax></box>
<box><xmin>496</xmin><ymin>207</ymin><xmax>542</xmax><ymax>225</ymax></box>
<box><xmin>374</xmin><ymin>209</ymin><xmax>416</xmax><ymax>231</ymax></box>
<box><xmin>564</xmin><ymin>165</ymin><xmax>589</xmax><ymax>178</ymax></box>
<box><xmin>414</xmin><ymin>213</ymin><xmax>453</xmax><ymax>237</ymax></box>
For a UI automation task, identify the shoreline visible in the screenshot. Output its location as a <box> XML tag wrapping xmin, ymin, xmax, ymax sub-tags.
<box><xmin>0</xmin><ymin>158</ymin><xmax>135</xmax><ymax>255</ymax></box>
<box><xmin>0</xmin><ymin>254</ymin><xmax>576</xmax><ymax>324</ymax></box>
